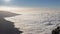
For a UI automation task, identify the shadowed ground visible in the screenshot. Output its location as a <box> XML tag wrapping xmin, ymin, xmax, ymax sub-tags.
<box><xmin>0</xmin><ymin>11</ymin><xmax>23</xmax><ymax>34</ymax></box>
<box><xmin>52</xmin><ymin>26</ymin><xmax>60</xmax><ymax>34</ymax></box>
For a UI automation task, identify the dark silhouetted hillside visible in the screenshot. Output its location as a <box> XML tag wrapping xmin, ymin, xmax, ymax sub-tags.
<box><xmin>0</xmin><ymin>11</ymin><xmax>23</xmax><ymax>34</ymax></box>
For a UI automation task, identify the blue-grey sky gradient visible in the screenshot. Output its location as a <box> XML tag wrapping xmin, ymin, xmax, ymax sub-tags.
<box><xmin>0</xmin><ymin>0</ymin><xmax>60</xmax><ymax>8</ymax></box>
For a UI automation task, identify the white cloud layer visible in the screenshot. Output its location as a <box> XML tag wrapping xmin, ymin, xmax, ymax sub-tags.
<box><xmin>0</xmin><ymin>6</ymin><xmax>60</xmax><ymax>14</ymax></box>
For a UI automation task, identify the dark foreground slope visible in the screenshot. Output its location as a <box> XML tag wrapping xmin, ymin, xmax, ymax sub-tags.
<box><xmin>0</xmin><ymin>11</ymin><xmax>23</xmax><ymax>34</ymax></box>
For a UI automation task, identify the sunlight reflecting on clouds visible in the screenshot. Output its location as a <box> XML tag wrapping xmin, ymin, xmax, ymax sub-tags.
<box><xmin>0</xmin><ymin>6</ymin><xmax>17</xmax><ymax>11</ymax></box>
<box><xmin>0</xmin><ymin>6</ymin><xmax>60</xmax><ymax>14</ymax></box>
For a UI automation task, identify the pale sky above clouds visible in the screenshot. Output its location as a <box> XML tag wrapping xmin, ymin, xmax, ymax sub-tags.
<box><xmin>0</xmin><ymin>0</ymin><xmax>60</xmax><ymax>8</ymax></box>
<box><xmin>0</xmin><ymin>0</ymin><xmax>60</xmax><ymax>13</ymax></box>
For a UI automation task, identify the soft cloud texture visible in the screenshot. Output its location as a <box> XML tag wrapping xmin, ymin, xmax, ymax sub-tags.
<box><xmin>0</xmin><ymin>6</ymin><xmax>60</xmax><ymax>14</ymax></box>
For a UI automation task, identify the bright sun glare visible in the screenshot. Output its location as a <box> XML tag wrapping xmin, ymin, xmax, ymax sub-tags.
<box><xmin>4</xmin><ymin>0</ymin><xmax>11</xmax><ymax>2</ymax></box>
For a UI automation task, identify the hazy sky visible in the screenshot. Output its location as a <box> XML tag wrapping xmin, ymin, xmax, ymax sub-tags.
<box><xmin>0</xmin><ymin>0</ymin><xmax>60</xmax><ymax>8</ymax></box>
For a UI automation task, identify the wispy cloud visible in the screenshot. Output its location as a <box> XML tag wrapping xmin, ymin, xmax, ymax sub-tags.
<box><xmin>0</xmin><ymin>6</ymin><xmax>60</xmax><ymax>14</ymax></box>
